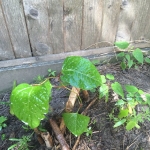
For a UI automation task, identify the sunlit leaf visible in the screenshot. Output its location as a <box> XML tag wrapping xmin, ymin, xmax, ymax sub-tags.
<box><xmin>113</xmin><ymin>119</ymin><xmax>126</xmax><ymax>128</ymax></box>
<box><xmin>99</xmin><ymin>84</ymin><xmax>109</xmax><ymax>102</ymax></box>
<box><xmin>118</xmin><ymin>109</ymin><xmax>129</xmax><ymax>118</ymax></box>
<box><xmin>10</xmin><ymin>80</ymin><xmax>52</xmax><ymax>129</ymax></box>
<box><xmin>115</xmin><ymin>41</ymin><xmax>129</xmax><ymax>49</ymax></box>
<box><xmin>106</xmin><ymin>74</ymin><xmax>114</xmax><ymax>80</ymax></box>
<box><xmin>101</xmin><ymin>75</ymin><xmax>106</xmax><ymax>84</ymax></box>
<box><xmin>61</xmin><ymin>56</ymin><xmax>102</xmax><ymax>90</ymax></box>
<box><xmin>126</xmin><ymin>121</ymin><xmax>137</xmax><ymax>130</ymax></box>
<box><xmin>115</xmin><ymin>99</ymin><xmax>125</xmax><ymax>106</ymax></box>
<box><xmin>63</xmin><ymin>113</ymin><xmax>90</xmax><ymax>136</ymax></box>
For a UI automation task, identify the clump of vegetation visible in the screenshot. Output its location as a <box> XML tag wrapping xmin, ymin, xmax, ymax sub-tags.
<box><xmin>115</xmin><ymin>41</ymin><xmax>150</xmax><ymax>70</ymax></box>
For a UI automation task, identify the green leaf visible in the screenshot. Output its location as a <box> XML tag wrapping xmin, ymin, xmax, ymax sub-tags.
<box><xmin>63</xmin><ymin>113</ymin><xmax>90</xmax><ymax>136</ymax></box>
<box><xmin>118</xmin><ymin>109</ymin><xmax>129</xmax><ymax>118</ymax></box>
<box><xmin>125</xmin><ymin>54</ymin><xmax>130</xmax><ymax>61</ymax></box>
<box><xmin>117</xmin><ymin>52</ymin><xmax>125</xmax><ymax>57</ymax></box>
<box><xmin>127</xmin><ymin>59</ymin><xmax>133</xmax><ymax>69</ymax></box>
<box><xmin>115</xmin><ymin>41</ymin><xmax>129</xmax><ymax>49</ymax></box>
<box><xmin>61</xmin><ymin>56</ymin><xmax>101</xmax><ymax>90</ymax></box>
<box><xmin>99</xmin><ymin>84</ymin><xmax>109</xmax><ymax>102</ymax></box>
<box><xmin>10</xmin><ymin>80</ymin><xmax>52</xmax><ymax>129</ymax></box>
<box><xmin>115</xmin><ymin>99</ymin><xmax>125</xmax><ymax>106</ymax></box>
<box><xmin>132</xmin><ymin>48</ymin><xmax>143</xmax><ymax>64</ymax></box>
<box><xmin>121</xmin><ymin>62</ymin><xmax>126</xmax><ymax>70</ymax></box>
<box><xmin>111</xmin><ymin>82</ymin><xmax>124</xmax><ymax>98</ymax></box>
<box><xmin>101</xmin><ymin>75</ymin><xmax>106</xmax><ymax>84</ymax></box>
<box><xmin>145</xmin><ymin>57</ymin><xmax>150</xmax><ymax>63</ymax></box>
<box><xmin>0</xmin><ymin>116</ymin><xmax>7</xmax><ymax>124</ymax></box>
<box><xmin>106</xmin><ymin>74</ymin><xmax>114</xmax><ymax>80</ymax></box>
<box><xmin>126</xmin><ymin>121</ymin><xmax>137</xmax><ymax>130</ymax></box>
<box><xmin>113</xmin><ymin>119</ymin><xmax>126</xmax><ymax>128</ymax></box>
<box><xmin>125</xmin><ymin>85</ymin><xmax>138</xmax><ymax>94</ymax></box>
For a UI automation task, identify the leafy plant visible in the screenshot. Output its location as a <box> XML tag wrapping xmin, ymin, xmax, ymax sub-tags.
<box><xmin>110</xmin><ymin>82</ymin><xmax>150</xmax><ymax>130</ymax></box>
<box><xmin>10</xmin><ymin>56</ymin><xmax>102</xmax><ymax>137</ymax></box>
<box><xmin>1</xmin><ymin>134</ymin><xmax>6</xmax><ymax>141</ymax></box>
<box><xmin>115</xmin><ymin>41</ymin><xmax>150</xmax><ymax>70</ymax></box>
<box><xmin>0</xmin><ymin>116</ymin><xmax>7</xmax><ymax>131</ymax></box>
<box><xmin>8</xmin><ymin>134</ymin><xmax>33</xmax><ymax>150</ymax></box>
<box><xmin>99</xmin><ymin>74</ymin><xmax>115</xmax><ymax>102</ymax></box>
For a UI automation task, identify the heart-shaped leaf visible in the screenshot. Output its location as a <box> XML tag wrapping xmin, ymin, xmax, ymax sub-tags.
<box><xmin>111</xmin><ymin>82</ymin><xmax>124</xmax><ymax>98</ymax></box>
<box><xmin>10</xmin><ymin>80</ymin><xmax>52</xmax><ymax>129</ymax></box>
<box><xmin>63</xmin><ymin>113</ymin><xmax>90</xmax><ymax>136</ymax></box>
<box><xmin>132</xmin><ymin>48</ymin><xmax>143</xmax><ymax>64</ymax></box>
<box><xmin>61</xmin><ymin>56</ymin><xmax>101</xmax><ymax>90</ymax></box>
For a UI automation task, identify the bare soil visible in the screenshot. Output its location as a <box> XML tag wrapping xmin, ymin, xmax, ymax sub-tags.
<box><xmin>0</xmin><ymin>63</ymin><xmax>150</xmax><ymax>150</ymax></box>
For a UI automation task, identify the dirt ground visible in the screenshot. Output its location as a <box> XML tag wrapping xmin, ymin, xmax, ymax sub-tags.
<box><xmin>0</xmin><ymin>63</ymin><xmax>150</xmax><ymax>150</ymax></box>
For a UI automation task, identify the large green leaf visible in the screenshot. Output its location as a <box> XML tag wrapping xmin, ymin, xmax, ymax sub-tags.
<box><xmin>61</xmin><ymin>56</ymin><xmax>101</xmax><ymax>90</ymax></box>
<box><xmin>111</xmin><ymin>82</ymin><xmax>124</xmax><ymax>98</ymax></box>
<box><xmin>132</xmin><ymin>48</ymin><xmax>143</xmax><ymax>64</ymax></box>
<box><xmin>115</xmin><ymin>41</ymin><xmax>129</xmax><ymax>49</ymax></box>
<box><xmin>10</xmin><ymin>80</ymin><xmax>52</xmax><ymax>129</ymax></box>
<box><xmin>63</xmin><ymin>113</ymin><xmax>90</xmax><ymax>136</ymax></box>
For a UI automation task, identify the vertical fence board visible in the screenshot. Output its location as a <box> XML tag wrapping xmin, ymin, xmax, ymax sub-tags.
<box><xmin>116</xmin><ymin>0</ymin><xmax>135</xmax><ymax>41</ymax></box>
<box><xmin>101</xmin><ymin>0</ymin><xmax>121</xmax><ymax>46</ymax></box>
<box><xmin>48</xmin><ymin>0</ymin><xmax>64</xmax><ymax>54</ymax></box>
<box><xmin>81</xmin><ymin>0</ymin><xmax>103</xmax><ymax>49</ymax></box>
<box><xmin>0</xmin><ymin>4</ymin><xmax>15</xmax><ymax>60</ymax></box>
<box><xmin>1</xmin><ymin>0</ymin><xmax>31</xmax><ymax>58</ymax></box>
<box><xmin>130</xmin><ymin>0</ymin><xmax>150</xmax><ymax>41</ymax></box>
<box><xmin>23</xmin><ymin>0</ymin><xmax>52</xmax><ymax>56</ymax></box>
<box><xmin>64</xmin><ymin>0</ymin><xmax>83</xmax><ymax>52</ymax></box>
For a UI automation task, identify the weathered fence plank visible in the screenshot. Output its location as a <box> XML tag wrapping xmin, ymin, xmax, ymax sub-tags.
<box><xmin>64</xmin><ymin>0</ymin><xmax>83</xmax><ymax>52</ymax></box>
<box><xmin>23</xmin><ymin>0</ymin><xmax>53</xmax><ymax>56</ymax></box>
<box><xmin>116</xmin><ymin>0</ymin><xmax>134</xmax><ymax>41</ymax></box>
<box><xmin>101</xmin><ymin>0</ymin><xmax>121</xmax><ymax>46</ymax></box>
<box><xmin>1</xmin><ymin>0</ymin><xmax>31</xmax><ymax>58</ymax></box>
<box><xmin>81</xmin><ymin>0</ymin><xmax>103</xmax><ymax>49</ymax></box>
<box><xmin>48</xmin><ymin>0</ymin><xmax>64</xmax><ymax>54</ymax></box>
<box><xmin>0</xmin><ymin>3</ymin><xmax>15</xmax><ymax>60</ymax></box>
<box><xmin>130</xmin><ymin>0</ymin><xmax>150</xmax><ymax>41</ymax></box>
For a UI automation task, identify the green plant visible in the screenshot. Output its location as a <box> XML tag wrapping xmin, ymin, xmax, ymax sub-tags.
<box><xmin>8</xmin><ymin>134</ymin><xmax>33</xmax><ymax>150</ymax></box>
<box><xmin>115</xmin><ymin>41</ymin><xmax>150</xmax><ymax>70</ymax></box>
<box><xmin>0</xmin><ymin>116</ymin><xmax>7</xmax><ymax>131</ymax></box>
<box><xmin>110</xmin><ymin>82</ymin><xmax>150</xmax><ymax>130</ymax></box>
<box><xmin>1</xmin><ymin>134</ymin><xmax>6</xmax><ymax>141</ymax></box>
<box><xmin>10</xmin><ymin>56</ymin><xmax>102</xmax><ymax>136</ymax></box>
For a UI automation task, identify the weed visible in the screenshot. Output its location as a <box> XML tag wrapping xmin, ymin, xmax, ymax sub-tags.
<box><xmin>0</xmin><ymin>116</ymin><xmax>7</xmax><ymax>131</ymax></box>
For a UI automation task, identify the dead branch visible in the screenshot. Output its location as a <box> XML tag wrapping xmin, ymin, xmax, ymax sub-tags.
<box><xmin>50</xmin><ymin>118</ymin><xmax>70</xmax><ymax>150</ymax></box>
<box><xmin>65</xmin><ymin>87</ymin><xmax>80</xmax><ymax>112</ymax></box>
<box><xmin>82</xmin><ymin>90</ymin><xmax>89</xmax><ymax>101</ymax></box>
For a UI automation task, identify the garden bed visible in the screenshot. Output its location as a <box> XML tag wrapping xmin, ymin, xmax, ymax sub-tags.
<box><xmin>0</xmin><ymin>62</ymin><xmax>150</xmax><ymax>150</ymax></box>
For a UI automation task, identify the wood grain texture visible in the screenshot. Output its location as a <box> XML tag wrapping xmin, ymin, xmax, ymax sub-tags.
<box><xmin>101</xmin><ymin>0</ymin><xmax>121</xmax><ymax>46</ymax></box>
<box><xmin>130</xmin><ymin>0</ymin><xmax>150</xmax><ymax>41</ymax></box>
<box><xmin>48</xmin><ymin>0</ymin><xmax>64</xmax><ymax>54</ymax></box>
<box><xmin>81</xmin><ymin>0</ymin><xmax>103</xmax><ymax>49</ymax></box>
<box><xmin>0</xmin><ymin>3</ymin><xmax>15</xmax><ymax>60</ymax></box>
<box><xmin>64</xmin><ymin>0</ymin><xmax>83</xmax><ymax>52</ymax></box>
<box><xmin>23</xmin><ymin>0</ymin><xmax>53</xmax><ymax>56</ymax></box>
<box><xmin>1</xmin><ymin>0</ymin><xmax>31</xmax><ymax>58</ymax></box>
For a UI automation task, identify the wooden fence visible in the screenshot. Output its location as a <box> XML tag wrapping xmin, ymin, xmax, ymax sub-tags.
<box><xmin>0</xmin><ymin>0</ymin><xmax>150</xmax><ymax>61</ymax></box>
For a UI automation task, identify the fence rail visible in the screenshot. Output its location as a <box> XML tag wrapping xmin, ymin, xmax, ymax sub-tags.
<box><xmin>0</xmin><ymin>0</ymin><xmax>150</xmax><ymax>61</ymax></box>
